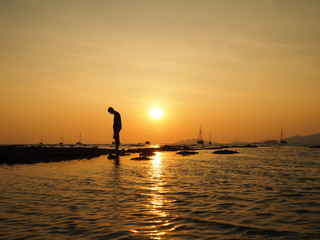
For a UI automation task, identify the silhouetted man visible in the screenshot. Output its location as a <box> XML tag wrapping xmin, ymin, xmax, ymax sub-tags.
<box><xmin>108</xmin><ymin>107</ymin><xmax>122</xmax><ymax>154</ymax></box>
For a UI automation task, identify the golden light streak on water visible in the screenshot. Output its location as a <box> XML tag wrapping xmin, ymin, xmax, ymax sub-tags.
<box><xmin>130</xmin><ymin>152</ymin><xmax>169</xmax><ymax>239</ymax></box>
<box><xmin>148</xmin><ymin>152</ymin><xmax>169</xmax><ymax>239</ymax></box>
<box><xmin>152</xmin><ymin>152</ymin><xmax>162</xmax><ymax>165</ymax></box>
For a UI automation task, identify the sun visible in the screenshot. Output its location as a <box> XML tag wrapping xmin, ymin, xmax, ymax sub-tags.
<box><xmin>150</xmin><ymin>108</ymin><xmax>163</xmax><ymax>119</ymax></box>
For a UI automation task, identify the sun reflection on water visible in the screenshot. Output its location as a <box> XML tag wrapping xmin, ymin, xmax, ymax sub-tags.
<box><xmin>130</xmin><ymin>152</ymin><xmax>177</xmax><ymax>239</ymax></box>
<box><xmin>149</xmin><ymin>152</ymin><xmax>171</xmax><ymax>239</ymax></box>
<box><xmin>153</xmin><ymin>152</ymin><xmax>162</xmax><ymax>165</ymax></box>
<box><xmin>149</xmin><ymin>152</ymin><xmax>167</xmax><ymax>239</ymax></box>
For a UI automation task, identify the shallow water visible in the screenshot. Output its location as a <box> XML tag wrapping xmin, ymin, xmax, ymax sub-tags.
<box><xmin>0</xmin><ymin>146</ymin><xmax>319</xmax><ymax>239</ymax></box>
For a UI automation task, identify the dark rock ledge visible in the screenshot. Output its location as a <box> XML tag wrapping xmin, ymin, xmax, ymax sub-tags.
<box><xmin>0</xmin><ymin>145</ymin><xmax>193</xmax><ymax>165</ymax></box>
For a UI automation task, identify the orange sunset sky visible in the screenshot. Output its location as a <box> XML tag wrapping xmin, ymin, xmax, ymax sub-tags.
<box><xmin>1</xmin><ymin>0</ymin><xmax>320</xmax><ymax>144</ymax></box>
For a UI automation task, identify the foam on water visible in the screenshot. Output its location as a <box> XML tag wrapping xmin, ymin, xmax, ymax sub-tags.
<box><xmin>0</xmin><ymin>146</ymin><xmax>319</xmax><ymax>239</ymax></box>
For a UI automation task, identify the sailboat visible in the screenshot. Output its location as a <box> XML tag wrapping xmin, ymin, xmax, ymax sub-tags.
<box><xmin>76</xmin><ymin>132</ymin><xmax>82</xmax><ymax>145</ymax></box>
<box><xmin>59</xmin><ymin>134</ymin><xmax>64</xmax><ymax>145</ymax></box>
<box><xmin>209</xmin><ymin>131</ymin><xmax>212</xmax><ymax>145</ymax></box>
<box><xmin>39</xmin><ymin>136</ymin><xmax>43</xmax><ymax>145</ymax></box>
<box><xmin>278</xmin><ymin>127</ymin><xmax>287</xmax><ymax>145</ymax></box>
<box><xmin>197</xmin><ymin>125</ymin><xmax>204</xmax><ymax>144</ymax></box>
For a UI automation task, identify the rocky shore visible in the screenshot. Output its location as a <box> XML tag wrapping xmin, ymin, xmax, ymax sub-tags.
<box><xmin>0</xmin><ymin>146</ymin><xmax>112</xmax><ymax>165</ymax></box>
<box><xmin>0</xmin><ymin>145</ymin><xmax>190</xmax><ymax>165</ymax></box>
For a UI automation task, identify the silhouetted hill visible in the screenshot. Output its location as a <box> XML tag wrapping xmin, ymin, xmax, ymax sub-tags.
<box><xmin>284</xmin><ymin>134</ymin><xmax>320</xmax><ymax>145</ymax></box>
<box><xmin>174</xmin><ymin>133</ymin><xmax>320</xmax><ymax>146</ymax></box>
<box><xmin>259</xmin><ymin>140</ymin><xmax>279</xmax><ymax>145</ymax></box>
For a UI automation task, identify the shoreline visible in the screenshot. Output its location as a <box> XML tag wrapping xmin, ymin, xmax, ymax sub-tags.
<box><xmin>0</xmin><ymin>145</ymin><xmax>189</xmax><ymax>165</ymax></box>
<box><xmin>2</xmin><ymin>144</ymin><xmax>316</xmax><ymax>165</ymax></box>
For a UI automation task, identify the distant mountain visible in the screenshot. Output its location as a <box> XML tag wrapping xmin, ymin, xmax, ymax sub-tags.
<box><xmin>259</xmin><ymin>140</ymin><xmax>279</xmax><ymax>145</ymax></box>
<box><xmin>284</xmin><ymin>134</ymin><xmax>320</xmax><ymax>145</ymax></box>
<box><xmin>173</xmin><ymin>133</ymin><xmax>320</xmax><ymax>146</ymax></box>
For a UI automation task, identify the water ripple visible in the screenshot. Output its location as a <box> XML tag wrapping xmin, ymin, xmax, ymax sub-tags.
<box><xmin>0</xmin><ymin>147</ymin><xmax>320</xmax><ymax>239</ymax></box>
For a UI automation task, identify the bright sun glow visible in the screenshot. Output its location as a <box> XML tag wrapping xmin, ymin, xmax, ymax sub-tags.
<box><xmin>150</xmin><ymin>108</ymin><xmax>163</xmax><ymax>119</ymax></box>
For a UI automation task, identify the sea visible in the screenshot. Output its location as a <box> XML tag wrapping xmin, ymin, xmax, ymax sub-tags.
<box><xmin>0</xmin><ymin>146</ymin><xmax>319</xmax><ymax>239</ymax></box>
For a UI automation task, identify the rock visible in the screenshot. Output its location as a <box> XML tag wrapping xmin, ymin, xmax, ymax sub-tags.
<box><xmin>131</xmin><ymin>156</ymin><xmax>152</xmax><ymax>161</ymax></box>
<box><xmin>213</xmin><ymin>150</ymin><xmax>239</xmax><ymax>154</ymax></box>
<box><xmin>176</xmin><ymin>151</ymin><xmax>199</xmax><ymax>156</ymax></box>
<box><xmin>107</xmin><ymin>154</ymin><xmax>117</xmax><ymax>159</ymax></box>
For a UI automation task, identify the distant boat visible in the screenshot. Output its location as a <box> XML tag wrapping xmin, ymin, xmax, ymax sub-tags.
<box><xmin>39</xmin><ymin>136</ymin><xmax>43</xmax><ymax>145</ymax></box>
<box><xmin>197</xmin><ymin>125</ymin><xmax>204</xmax><ymax>144</ymax></box>
<box><xmin>59</xmin><ymin>134</ymin><xmax>64</xmax><ymax>145</ymax></box>
<box><xmin>76</xmin><ymin>132</ymin><xmax>82</xmax><ymax>145</ymax></box>
<box><xmin>209</xmin><ymin>131</ymin><xmax>212</xmax><ymax>145</ymax></box>
<box><xmin>278</xmin><ymin>127</ymin><xmax>287</xmax><ymax>145</ymax></box>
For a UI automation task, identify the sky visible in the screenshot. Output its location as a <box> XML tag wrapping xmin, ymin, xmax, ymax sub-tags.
<box><xmin>1</xmin><ymin>0</ymin><xmax>320</xmax><ymax>144</ymax></box>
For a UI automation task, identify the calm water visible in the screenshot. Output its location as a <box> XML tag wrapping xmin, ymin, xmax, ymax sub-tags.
<box><xmin>0</xmin><ymin>146</ymin><xmax>319</xmax><ymax>239</ymax></box>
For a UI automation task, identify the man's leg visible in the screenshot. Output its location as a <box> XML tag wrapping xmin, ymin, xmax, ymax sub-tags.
<box><xmin>114</xmin><ymin>132</ymin><xmax>120</xmax><ymax>153</ymax></box>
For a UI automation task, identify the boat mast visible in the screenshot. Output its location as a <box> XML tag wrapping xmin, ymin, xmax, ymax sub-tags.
<box><xmin>59</xmin><ymin>134</ymin><xmax>64</xmax><ymax>145</ymax></box>
<box><xmin>279</xmin><ymin>126</ymin><xmax>283</xmax><ymax>145</ymax></box>
<box><xmin>197</xmin><ymin>125</ymin><xmax>204</xmax><ymax>144</ymax></box>
<box><xmin>77</xmin><ymin>132</ymin><xmax>82</xmax><ymax>145</ymax></box>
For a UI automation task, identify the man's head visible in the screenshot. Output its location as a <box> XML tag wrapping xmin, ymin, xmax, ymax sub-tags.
<box><xmin>108</xmin><ymin>107</ymin><xmax>115</xmax><ymax>114</ymax></box>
